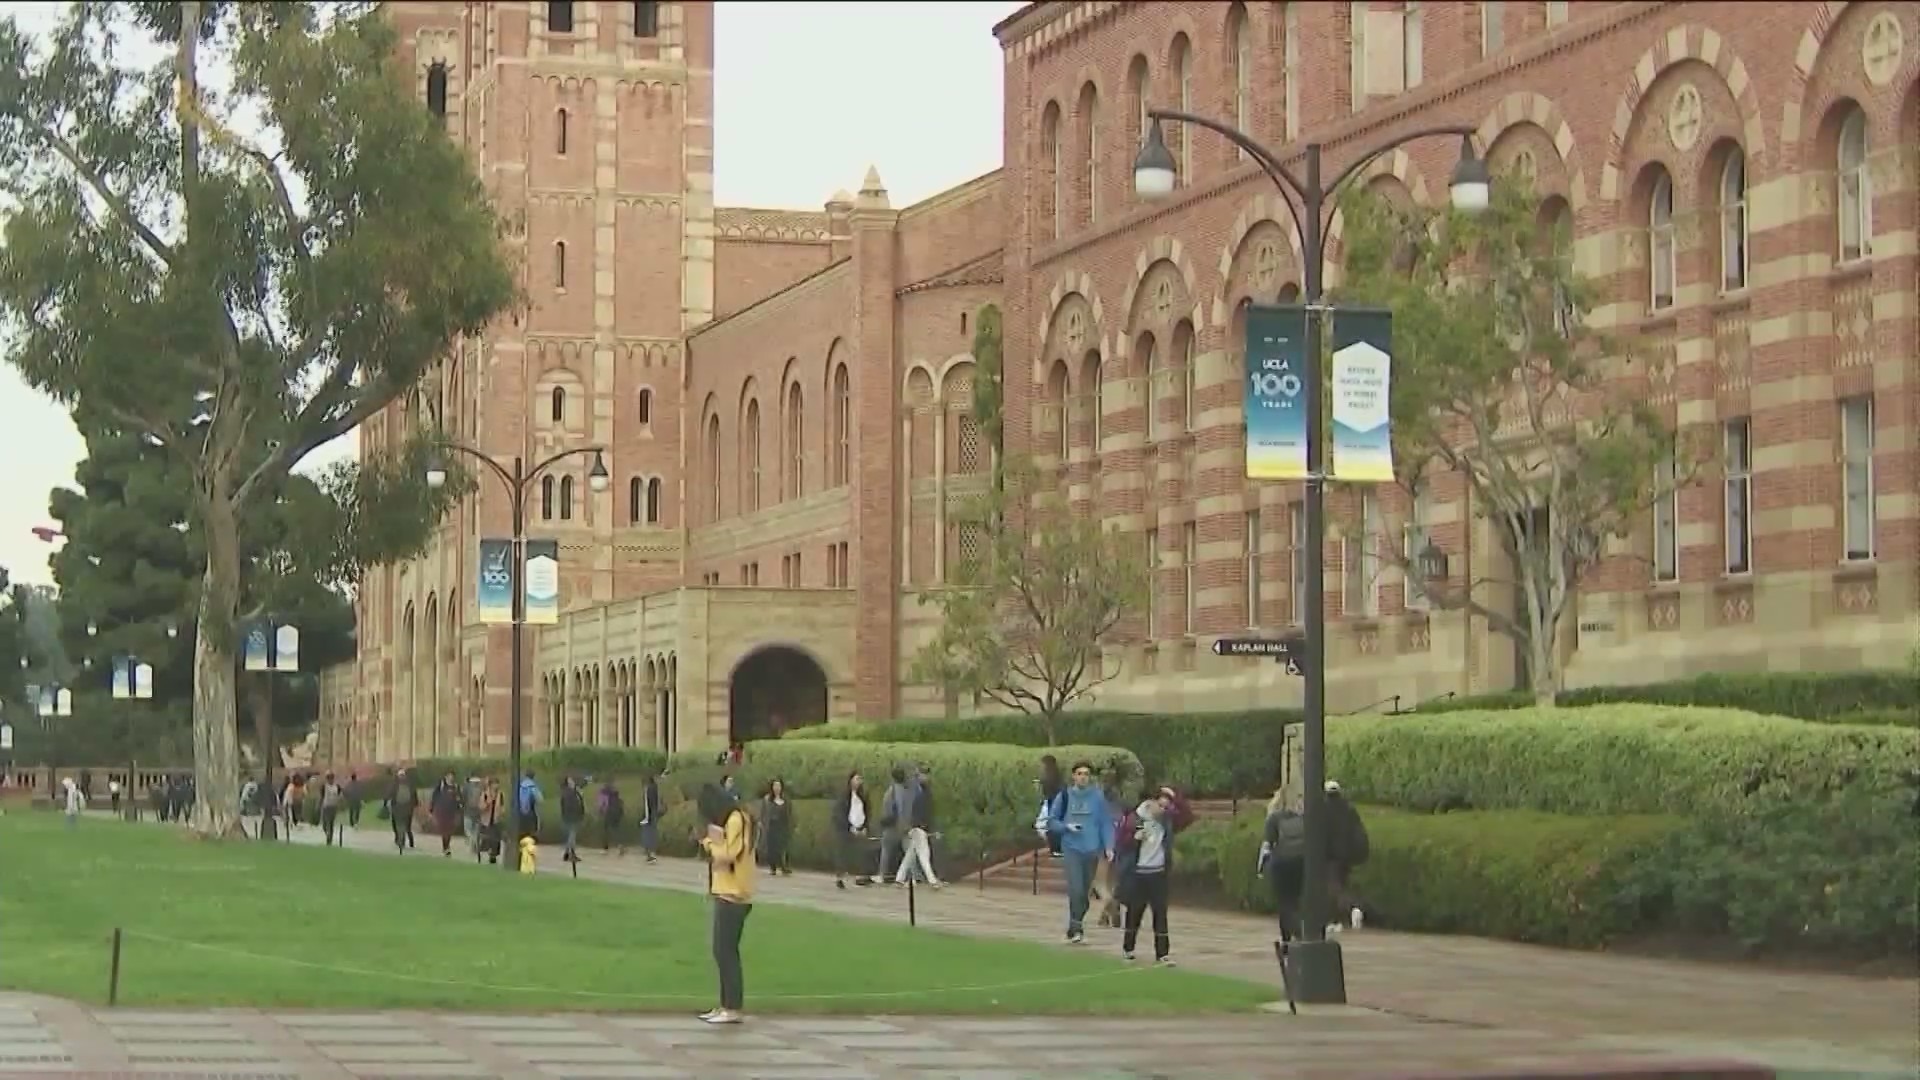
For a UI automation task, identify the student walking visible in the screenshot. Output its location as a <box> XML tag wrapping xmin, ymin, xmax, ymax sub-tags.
<box><xmin>831</xmin><ymin>770</ymin><xmax>873</xmax><ymax>889</ymax></box>
<box><xmin>430</xmin><ymin>771</ymin><xmax>465</xmax><ymax>857</ymax></box>
<box><xmin>387</xmin><ymin>768</ymin><xmax>418</xmax><ymax>854</ymax></box>
<box><xmin>1259</xmin><ymin>788</ymin><xmax>1308</xmax><ymax>944</ymax></box>
<box><xmin>345</xmin><ymin>772</ymin><xmax>364</xmax><ymax>828</ymax></box>
<box><xmin>637</xmin><ymin>772</ymin><xmax>662</xmax><ymax>863</ymax></box>
<box><xmin>893</xmin><ymin>764</ymin><xmax>942</xmax><ymax>888</ymax></box>
<box><xmin>877</xmin><ymin>767</ymin><xmax>914</xmax><ymax>882</ymax></box>
<box><xmin>60</xmin><ymin>777</ymin><xmax>85</xmax><ymax>828</ymax></box>
<box><xmin>559</xmin><ymin>776</ymin><xmax>586</xmax><ymax>863</ymax></box>
<box><xmin>697</xmin><ymin>783</ymin><xmax>755</xmax><ymax>1025</ymax></box>
<box><xmin>108</xmin><ymin>778</ymin><xmax>122</xmax><ymax>817</ymax></box>
<box><xmin>477</xmin><ymin>777</ymin><xmax>505</xmax><ymax>864</ymax></box>
<box><xmin>1323</xmin><ymin>780</ymin><xmax>1372</xmax><ymax>932</ymax></box>
<box><xmin>1037</xmin><ymin>755</ymin><xmax>1065</xmax><ymax>858</ymax></box>
<box><xmin>599</xmin><ymin>780</ymin><xmax>625</xmax><ymax>854</ymax></box>
<box><xmin>757</xmin><ymin>779</ymin><xmax>793</xmax><ymax>876</ymax></box>
<box><xmin>1046</xmin><ymin>760</ymin><xmax>1115</xmax><ymax>944</ymax></box>
<box><xmin>1115</xmin><ymin>784</ymin><xmax>1193</xmax><ymax>964</ymax></box>
<box><xmin>517</xmin><ymin>770</ymin><xmax>543</xmax><ymax>840</ymax></box>
<box><xmin>319</xmin><ymin>772</ymin><xmax>346</xmax><ymax>846</ymax></box>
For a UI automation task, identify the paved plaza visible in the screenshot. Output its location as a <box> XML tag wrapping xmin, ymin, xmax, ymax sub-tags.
<box><xmin>0</xmin><ymin>817</ymin><xmax>1910</xmax><ymax>1079</ymax></box>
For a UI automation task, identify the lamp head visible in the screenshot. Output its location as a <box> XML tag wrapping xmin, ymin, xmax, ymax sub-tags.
<box><xmin>86</xmin><ymin>621</ymin><xmax>97</xmax><ymax>637</ymax></box>
<box><xmin>587</xmin><ymin>450</ymin><xmax>610</xmax><ymax>493</ymax></box>
<box><xmin>424</xmin><ymin>452</ymin><xmax>448</xmax><ymax>490</ymax></box>
<box><xmin>1448</xmin><ymin>135</ymin><xmax>1492</xmax><ymax>214</ymax></box>
<box><xmin>1132</xmin><ymin>118</ymin><xmax>1178</xmax><ymax>200</ymax></box>
<box><xmin>1418</xmin><ymin>540</ymin><xmax>1449</xmax><ymax>582</ymax></box>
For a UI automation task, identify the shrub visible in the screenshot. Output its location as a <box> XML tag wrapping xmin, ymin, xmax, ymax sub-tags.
<box><xmin>647</xmin><ymin>798</ymin><xmax>1036</xmax><ymax>879</ymax></box>
<box><xmin>1416</xmin><ymin>670</ymin><xmax>1918</xmax><ymax>727</ymax></box>
<box><xmin>1169</xmin><ymin>806</ymin><xmax>1680</xmax><ymax>948</ymax></box>
<box><xmin>1618</xmin><ymin>787</ymin><xmax>1920</xmax><ymax>957</ymax></box>
<box><xmin>1326</xmin><ymin>705</ymin><xmax>1920</xmax><ymax>817</ymax></box>
<box><xmin>665</xmin><ymin>740</ymin><xmax>1141</xmax><ymax>809</ymax></box>
<box><xmin>785</xmin><ymin>711</ymin><xmax>1294</xmax><ymax>798</ymax></box>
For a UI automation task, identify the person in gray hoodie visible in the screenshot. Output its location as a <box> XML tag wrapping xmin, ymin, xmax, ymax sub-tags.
<box><xmin>1045</xmin><ymin>760</ymin><xmax>1115</xmax><ymax>944</ymax></box>
<box><xmin>876</xmin><ymin>766</ymin><xmax>916</xmax><ymax>883</ymax></box>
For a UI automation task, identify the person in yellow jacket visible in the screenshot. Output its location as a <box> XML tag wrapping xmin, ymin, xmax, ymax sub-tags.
<box><xmin>696</xmin><ymin>783</ymin><xmax>755</xmax><ymax>1025</ymax></box>
<box><xmin>518</xmin><ymin>833</ymin><xmax>538</xmax><ymax>875</ymax></box>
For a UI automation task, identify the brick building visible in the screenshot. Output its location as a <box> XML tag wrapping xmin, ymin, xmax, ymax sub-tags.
<box><xmin>318</xmin><ymin>0</ymin><xmax>1917</xmax><ymax>766</ymax></box>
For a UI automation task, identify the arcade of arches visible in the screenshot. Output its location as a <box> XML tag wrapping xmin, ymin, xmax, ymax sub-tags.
<box><xmin>728</xmin><ymin>646</ymin><xmax>829</xmax><ymax>744</ymax></box>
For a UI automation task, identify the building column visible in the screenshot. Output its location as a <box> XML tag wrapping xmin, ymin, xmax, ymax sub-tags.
<box><xmin>849</xmin><ymin>167</ymin><xmax>900</xmax><ymax>720</ymax></box>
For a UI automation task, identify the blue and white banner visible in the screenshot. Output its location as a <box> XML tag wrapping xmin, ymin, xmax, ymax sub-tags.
<box><xmin>1331</xmin><ymin>308</ymin><xmax>1395</xmax><ymax>484</ymax></box>
<box><xmin>54</xmin><ymin>687</ymin><xmax>71</xmax><ymax>717</ymax></box>
<box><xmin>1244</xmin><ymin>305</ymin><xmax>1311</xmax><ymax>481</ymax></box>
<box><xmin>111</xmin><ymin>656</ymin><xmax>131</xmax><ymax>700</ymax></box>
<box><xmin>478</xmin><ymin>538</ymin><xmax>514</xmax><ymax>625</ymax></box>
<box><xmin>134</xmin><ymin>661</ymin><xmax>155</xmax><ymax>700</ymax></box>
<box><xmin>524</xmin><ymin>540</ymin><xmax>560</xmax><ymax>625</ymax></box>
<box><xmin>274</xmin><ymin>625</ymin><xmax>300</xmax><ymax>672</ymax></box>
<box><xmin>242</xmin><ymin>619</ymin><xmax>272</xmax><ymax>672</ymax></box>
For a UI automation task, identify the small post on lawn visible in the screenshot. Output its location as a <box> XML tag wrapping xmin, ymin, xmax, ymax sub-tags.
<box><xmin>907</xmin><ymin>875</ymin><xmax>918</xmax><ymax>928</ymax></box>
<box><xmin>1030</xmin><ymin>849</ymin><xmax>1039</xmax><ymax>896</ymax></box>
<box><xmin>108</xmin><ymin>928</ymin><xmax>123</xmax><ymax>1006</ymax></box>
<box><xmin>978</xmin><ymin>850</ymin><xmax>986</xmax><ymax>894</ymax></box>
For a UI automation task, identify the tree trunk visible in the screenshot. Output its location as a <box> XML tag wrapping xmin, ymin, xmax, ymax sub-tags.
<box><xmin>246</xmin><ymin>674</ymin><xmax>273</xmax><ymax>786</ymax></box>
<box><xmin>1040</xmin><ymin>709</ymin><xmax>1057</xmax><ymax>747</ymax></box>
<box><xmin>191</xmin><ymin>486</ymin><xmax>245</xmax><ymax>839</ymax></box>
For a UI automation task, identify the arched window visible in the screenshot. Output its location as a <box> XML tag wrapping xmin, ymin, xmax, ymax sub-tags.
<box><xmin>1542</xmin><ymin>198</ymin><xmax>1576</xmax><ymax>335</ymax></box>
<box><xmin>1718</xmin><ymin>149</ymin><xmax>1748</xmax><ymax>291</ymax></box>
<box><xmin>633</xmin><ymin>0</ymin><xmax>659</xmax><ymax>37</ymax></box>
<box><xmin>1837</xmin><ymin>107</ymin><xmax>1871</xmax><ymax>262</ymax></box>
<box><xmin>784</xmin><ymin>382</ymin><xmax>804</xmax><ymax>499</ymax></box>
<box><xmin>1081</xmin><ymin>351</ymin><xmax>1103</xmax><ymax>451</ymax></box>
<box><xmin>554</xmin><ymin>240</ymin><xmax>567</xmax><ymax>290</ymax></box>
<box><xmin>1127</xmin><ymin>55</ymin><xmax>1150</xmax><ymax>156</ymax></box>
<box><xmin>1227</xmin><ymin>3</ymin><xmax>1250</xmax><ymax>145</ymax></box>
<box><xmin>1077</xmin><ymin>82</ymin><xmax>1100</xmax><ymax>225</ymax></box>
<box><xmin>743</xmin><ymin>399</ymin><xmax>762</xmax><ymax>512</ymax></box>
<box><xmin>830</xmin><ymin>364</ymin><xmax>851</xmax><ymax>486</ymax></box>
<box><xmin>1173</xmin><ymin>319</ymin><xmax>1196</xmax><ymax>431</ymax></box>
<box><xmin>705</xmin><ymin>415</ymin><xmax>722</xmax><ymax>520</ymax></box>
<box><xmin>1048</xmin><ymin>361</ymin><xmax>1071</xmax><ymax>460</ymax></box>
<box><xmin>426</xmin><ymin>63</ymin><xmax>449</xmax><ymax>120</ymax></box>
<box><xmin>548</xmin><ymin>1</ymin><xmax>574</xmax><ymax>33</ymax></box>
<box><xmin>1648</xmin><ymin>169</ymin><xmax>1675</xmax><ymax>311</ymax></box>
<box><xmin>540</xmin><ymin>475</ymin><xmax>556</xmax><ymax>520</ymax></box>
<box><xmin>637</xmin><ymin>387</ymin><xmax>653</xmax><ymax>426</ymax></box>
<box><xmin>1172</xmin><ymin>35</ymin><xmax>1192</xmax><ymax>181</ymax></box>
<box><xmin>556</xmin><ymin>108</ymin><xmax>570</xmax><ymax>155</ymax></box>
<box><xmin>550</xmin><ymin>385</ymin><xmax>566</xmax><ymax>424</ymax></box>
<box><xmin>628</xmin><ymin>477</ymin><xmax>642</xmax><ymax>524</ymax></box>
<box><xmin>645</xmin><ymin>477</ymin><xmax>661</xmax><ymax>524</ymax></box>
<box><xmin>558</xmin><ymin>475</ymin><xmax>574</xmax><ymax>520</ymax></box>
<box><xmin>1282</xmin><ymin>6</ymin><xmax>1300</xmax><ymax>139</ymax></box>
<box><xmin>1041</xmin><ymin>102</ymin><xmax>1063</xmax><ymax>240</ymax></box>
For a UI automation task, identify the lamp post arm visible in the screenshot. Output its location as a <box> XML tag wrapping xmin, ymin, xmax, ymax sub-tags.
<box><xmin>526</xmin><ymin>446</ymin><xmax>605</xmax><ymax>484</ymax></box>
<box><xmin>428</xmin><ymin>440</ymin><xmax>519</xmax><ymax>497</ymax></box>
<box><xmin>1146</xmin><ymin>107</ymin><xmax>1310</xmax><ymax>248</ymax></box>
<box><xmin>1320</xmin><ymin>122</ymin><xmax>1481</xmax><ymax>204</ymax></box>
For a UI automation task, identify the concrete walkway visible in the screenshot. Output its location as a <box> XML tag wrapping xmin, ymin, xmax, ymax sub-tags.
<box><xmin>288</xmin><ymin>821</ymin><xmax>1919</xmax><ymax>1075</ymax></box>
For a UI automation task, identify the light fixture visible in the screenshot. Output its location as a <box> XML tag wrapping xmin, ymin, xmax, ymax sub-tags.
<box><xmin>1132</xmin><ymin>119</ymin><xmax>1178</xmax><ymax>200</ymax></box>
<box><xmin>1448</xmin><ymin>135</ymin><xmax>1492</xmax><ymax>214</ymax></box>
<box><xmin>1418</xmin><ymin>540</ymin><xmax>1450</xmax><ymax>582</ymax></box>
<box><xmin>587</xmin><ymin>450</ymin><xmax>610</xmax><ymax>493</ymax></box>
<box><xmin>425</xmin><ymin>453</ymin><xmax>448</xmax><ymax>490</ymax></box>
<box><xmin>86</xmin><ymin>621</ymin><xmax>97</xmax><ymax>637</ymax></box>
<box><xmin>165</xmin><ymin>622</ymin><xmax>179</xmax><ymax>640</ymax></box>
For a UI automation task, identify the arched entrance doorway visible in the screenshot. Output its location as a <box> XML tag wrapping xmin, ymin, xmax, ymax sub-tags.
<box><xmin>728</xmin><ymin>646</ymin><xmax>828</xmax><ymax>743</ymax></box>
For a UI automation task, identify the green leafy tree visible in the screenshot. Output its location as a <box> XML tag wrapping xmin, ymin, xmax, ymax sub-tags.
<box><xmin>1334</xmin><ymin>178</ymin><xmax>1696</xmax><ymax>705</ymax></box>
<box><xmin>0</xmin><ymin>2</ymin><xmax>512</xmax><ymax>835</ymax></box>
<box><xmin>970</xmin><ymin>303</ymin><xmax>1005</xmax><ymax>498</ymax></box>
<box><xmin>909</xmin><ymin>464</ymin><xmax>1149</xmax><ymax>744</ymax></box>
<box><xmin>0</xmin><ymin>567</ymin><xmax>24</xmax><ymax>737</ymax></box>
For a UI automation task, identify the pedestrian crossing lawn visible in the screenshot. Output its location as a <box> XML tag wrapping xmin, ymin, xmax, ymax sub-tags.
<box><xmin>0</xmin><ymin>813</ymin><xmax>1274</xmax><ymax>1014</ymax></box>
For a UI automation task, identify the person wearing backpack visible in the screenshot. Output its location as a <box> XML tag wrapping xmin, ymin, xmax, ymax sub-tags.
<box><xmin>559</xmin><ymin>776</ymin><xmax>587</xmax><ymax>863</ymax></box>
<box><xmin>318</xmin><ymin>772</ymin><xmax>346</xmax><ymax>847</ymax></box>
<box><xmin>1323</xmin><ymin>780</ymin><xmax>1371</xmax><ymax>931</ymax></box>
<box><xmin>1258</xmin><ymin>788</ymin><xmax>1308</xmax><ymax>944</ymax></box>
<box><xmin>1046</xmin><ymin>760</ymin><xmax>1115</xmax><ymax>945</ymax></box>
<box><xmin>1113</xmin><ymin>784</ymin><xmax>1194</xmax><ymax>964</ymax></box>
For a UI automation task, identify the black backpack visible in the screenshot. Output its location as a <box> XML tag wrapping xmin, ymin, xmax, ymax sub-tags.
<box><xmin>1267</xmin><ymin>809</ymin><xmax>1307</xmax><ymax>862</ymax></box>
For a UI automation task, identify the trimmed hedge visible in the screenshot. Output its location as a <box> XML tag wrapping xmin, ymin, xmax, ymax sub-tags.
<box><xmin>663</xmin><ymin>740</ymin><xmax>1140</xmax><ymax>806</ymax></box>
<box><xmin>1415</xmin><ymin>670</ymin><xmax>1918</xmax><ymax>726</ymax></box>
<box><xmin>1167</xmin><ymin>802</ymin><xmax>1917</xmax><ymax>957</ymax></box>
<box><xmin>1171</xmin><ymin>807</ymin><xmax>1680</xmax><ymax>948</ymax></box>
<box><xmin>784</xmin><ymin>711</ymin><xmax>1291</xmax><ymax>798</ymax></box>
<box><xmin>1324</xmin><ymin>705</ymin><xmax>1920</xmax><ymax>817</ymax></box>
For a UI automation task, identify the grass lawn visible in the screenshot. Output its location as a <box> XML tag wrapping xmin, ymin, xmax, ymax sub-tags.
<box><xmin>0</xmin><ymin>813</ymin><xmax>1273</xmax><ymax>1014</ymax></box>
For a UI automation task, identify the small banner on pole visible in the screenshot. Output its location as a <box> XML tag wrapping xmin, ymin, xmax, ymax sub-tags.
<box><xmin>1244</xmin><ymin>304</ymin><xmax>1311</xmax><ymax>481</ymax></box>
<box><xmin>0</xmin><ymin>722</ymin><xmax>12</xmax><ymax>751</ymax></box>
<box><xmin>111</xmin><ymin>656</ymin><xmax>131</xmax><ymax>701</ymax></box>
<box><xmin>133</xmin><ymin>662</ymin><xmax>155</xmax><ymax>701</ymax></box>
<box><xmin>477</xmin><ymin>538</ymin><xmax>514</xmax><ymax>625</ymax></box>
<box><xmin>55</xmin><ymin>687</ymin><xmax>72</xmax><ymax>717</ymax></box>
<box><xmin>1330</xmin><ymin>308</ymin><xmax>1395</xmax><ymax>484</ymax></box>
<box><xmin>523</xmin><ymin>540</ymin><xmax>560</xmax><ymax>625</ymax></box>
<box><xmin>273</xmin><ymin>625</ymin><xmax>301</xmax><ymax>672</ymax></box>
<box><xmin>242</xmin><ymin>619</ymin><xmax>271</xmax><ymax>672</ymax></box>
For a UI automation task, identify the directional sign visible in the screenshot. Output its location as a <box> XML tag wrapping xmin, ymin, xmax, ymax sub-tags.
<box><xmin>1211</xmin><ymin>635</ymin><xmax>1307</xmax><ymax>676</ymax></box>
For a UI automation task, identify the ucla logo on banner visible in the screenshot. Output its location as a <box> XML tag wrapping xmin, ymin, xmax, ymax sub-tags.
<box><xmin>480</xmin><ymin>551</ymin><xmax>511</xmax><ymax>588</ymax></box>
<box><xmin>1250</xmin><ymin>356</ymin><xmax>1303</xmax><ymax>403</ymax></box>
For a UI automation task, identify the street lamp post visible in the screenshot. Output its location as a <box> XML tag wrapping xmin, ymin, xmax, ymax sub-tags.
<box><xmin>425</xmin><ymin>442</ymin><xmax>608</xmax><ymax>872</ymax></box>
<box><xmin>1134</xmin><ymin>111</ymin><xmax>1490</xmax><ymax>1005</ymax></box>
<box><xmin>113</xmin><ymin>622</ymin><xmax>178</xmax><ymax>821</ymax></box>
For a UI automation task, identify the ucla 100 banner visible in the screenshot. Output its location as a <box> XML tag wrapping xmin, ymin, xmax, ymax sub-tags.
<box><xmin>477</xmin><ymin>538</ymin><xmax>514</xmax><ymax>625</ymax></box>
<box><xmin>1243</xmin><ymin>305</ymin><xmax>1310</xmax><ymax>480</ymax></box>
<box><xmin>477</xmin><ymin>538</ymin><xmax>562</xmax><ymax>625</ymax></box>
<box><xmin>1330</xmin><ymin>308</ymin><xmax>1395</xmax><ymax>484</ymax></box>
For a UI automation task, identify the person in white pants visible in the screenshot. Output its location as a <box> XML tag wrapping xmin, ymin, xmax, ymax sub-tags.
<box><xmin>893</xmin><ymin>765</ymin><xmax>943</xmax><ymax>888</ymax></box>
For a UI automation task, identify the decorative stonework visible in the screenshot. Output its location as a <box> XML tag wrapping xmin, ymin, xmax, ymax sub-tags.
<box><xmin>1403</xmin><ymin>618</ymin><xmax>1431</xmax><ymax>653</ymax></box>
<box><xmin>1831</xmin><ymin>278</ymin><xmax>1875</xmax><ymax>369</ymax></box>
<box><xmin>1713</xmin><ymin>309</ymin><xmax>1751</xmax><ymax>392</ymax></box>
<box><xmin>1063</xmin><ymin>309</ymin><xmax>1087</xmax><ymax>354</ymax></box>
<box><xmin>1861</xmin><ymin>11</ymin><xmax>1905</xmax><ymax>86</ymax></box>
<box><xmin>1512</xmin><ymin>147</ymin><xmax>1539</xmax><ymax>189</ymax></box>
<box><xmin>1666</xmin><ymin>82</ymin><xmax>1704</xmax><ymax>151</ymax></box>
<box><xmin>1716</xmin><ymin>585</ymin><xmax>1754</xmax><ymax>626</ymax></box>
<box><xmin>1834</xmin><ymin>576</ymin><xmax>1878</xmax><ymax>615</ymax></box>
<box><xmin>1355</xmin><ymin>626</ymin><xmax>1381</xmax><ymax>656</ymax></box>
<box><xmin>1251</xmin><ymin>237</ymin><xmax>1281</xmax><ymax>293</ymax></box>
<box><xmin>1645</xmin><ymin>327</ymin><xmax>1679</xmax><ymax>405</ymax></box>
<box><xmin>1646</xmin><ymin>593</ymin><xmax>1681</xmax><ymax>630</ymax></box>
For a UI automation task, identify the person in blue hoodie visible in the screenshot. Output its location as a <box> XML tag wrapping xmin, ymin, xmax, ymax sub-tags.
<box><xmin>1045</xmin><ymin>760</ymin><xmax>1115</xmax><ymax>944</ymax></box>
<box><xmin>517</xmin><ymin>770</ymin><xmax>544</xmax><ymax>841</ymax></box>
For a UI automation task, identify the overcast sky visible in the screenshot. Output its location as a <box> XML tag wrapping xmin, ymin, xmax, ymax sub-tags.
<box><xmin>0</xmin><ymin>0</ymin><xmax>1019</xmax><ymax>586</ymax></box>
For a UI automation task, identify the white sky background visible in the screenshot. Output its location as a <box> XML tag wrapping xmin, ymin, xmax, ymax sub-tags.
<box><xmin>0</xmin><ymin>0</ymin><xmax>1020</xmax><ymax>586</ymax></box>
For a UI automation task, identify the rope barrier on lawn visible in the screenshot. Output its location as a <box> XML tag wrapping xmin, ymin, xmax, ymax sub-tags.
<box><xmin>115</xmin><ymin>929</ymin><xmax>1247</xmax><ymax>1004</ymax></box>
